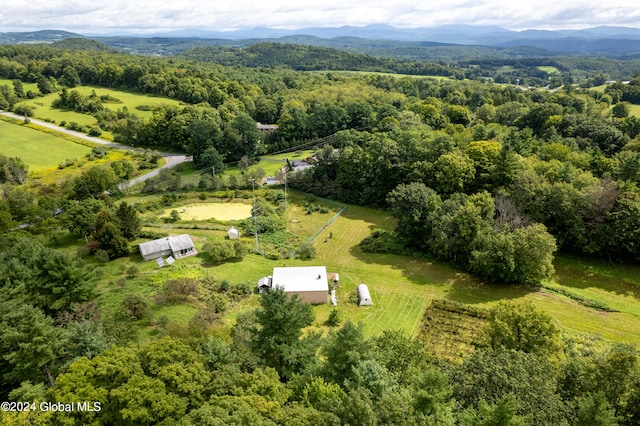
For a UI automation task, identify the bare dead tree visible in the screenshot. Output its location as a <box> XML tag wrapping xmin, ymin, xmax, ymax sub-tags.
<box><xmin>494</xmin><ymin>194</ymin><xmax>530</xmax><ymax>231</ymax></box>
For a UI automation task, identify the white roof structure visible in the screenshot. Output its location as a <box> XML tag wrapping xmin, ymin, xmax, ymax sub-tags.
<box><xmin>357</xmin><ymin>283</ymin><xmax>373</xmax><ymax>306</ymax></box>
<box><xmin>228</xmin><ymin>227</ymin><xmax>240</xmax><ymax>239</ymax></box>
<box><xmin>272</xmin><ymin>266</ymin><xmax>328</xmax><ymax>293</ymax></box>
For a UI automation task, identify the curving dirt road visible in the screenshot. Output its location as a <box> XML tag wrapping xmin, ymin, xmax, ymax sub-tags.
<box><xmin>0</xmin><ymin>111</ymin><xmax>191</xmax><ymax>189</ymax></box>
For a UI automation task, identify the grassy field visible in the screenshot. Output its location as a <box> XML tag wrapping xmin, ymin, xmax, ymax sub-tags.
<box><xmin>66</xmin><ymin>188</ymin><xmax>640</xmax><ymax>346</ymax></box>
<box><xmin>0</xmin><ymin>118</ymin><xmax>91</xmax><ymax>170</ymax></box>
<box><xmin>46</xmin><ymin>186</ymin><xmax>640</xmax><ymax>346</ymax></box>
<box><xmin>224</xmin><ymin>150</ymin><xmax>315</xmax><ymax>178</ymax></box>
<box><xmin>314</xmin><ymin>207</ymin><xmax>640</xmax><ymax>343</ymax></box>
<box><xmin>538</xmin><ymin>66</ymin><xmax>561</xmax><ymax>74</ymax></box>
<box><xmin>2</xmin><ymin>81</ymin><xmax>183</xmax><ymax>126</ymax></box>
<box><xmin>628</xmin><ymin>104</ymin><xmax>640</xmax><ymax>118</ymax></box>
<box><xmin>188</xmin><ymin>201</ymin><xmax>640</xmax><ymax>344</ymax></box>
<box><xmin>158</xmin><ymin>202</ymin><xmax>253</xmax><ymax>221</ymax></box>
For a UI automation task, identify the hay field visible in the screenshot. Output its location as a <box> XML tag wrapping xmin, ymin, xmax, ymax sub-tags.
<box><xmin>160</xmin><ymin>202</ymin><xmax>252</xmax><ymax>221</ymax></box>
<box><xmin>0</xmin><ymin>119</ymin><xmax>91</xmax><ymax>170</ymax></box>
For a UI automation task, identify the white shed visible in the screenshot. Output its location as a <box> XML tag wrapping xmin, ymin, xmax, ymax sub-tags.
<box><xmin>228</xmin><ymin>227</ymin><xmax>240</xmax><ymax>240</ymax></box>
<box><xmin>357</xmin><ymin>283</ymin><xmax>373</xmax><ymax>306</ymax></box>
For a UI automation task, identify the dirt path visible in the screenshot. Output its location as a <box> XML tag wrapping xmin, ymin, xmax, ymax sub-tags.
<box><xmin>0</xmin><ymin>111</ymin><xmax>191</xmax><ymax>189</ymax></box>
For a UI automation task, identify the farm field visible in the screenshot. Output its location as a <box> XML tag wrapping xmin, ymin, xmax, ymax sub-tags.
<box><xmin>538</xmin><ymin>65</ymin><xmax>561</xmax><ymax>74</ymax></box>
<box><xmin>4</xmin><ymin>81</ymin><xmax>183</xmax><ymax>125</ymax></box>
<box><xmin>159</xmin><ymin>202</ymin><xmax>252</xmax><ymax>221</ymax></box>
<box><xmin>291</xmin><ymin>204</ymin><xmax>640</xmax><ymax>343</ymax></box>
<box><xmin>628</xmin><ymin>103</ymin><xmax>640</xmax><ymax>118</ymax></box>
<box><xmin>0</xmin><ymin>118</ymin><xmax>91</xmax><ymax>170</ymax></box>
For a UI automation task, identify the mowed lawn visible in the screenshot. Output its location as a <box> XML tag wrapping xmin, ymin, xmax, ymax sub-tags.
<box><xmin>187</xmin><ymin>201</ymin><xmax>640</xmax><ymax>344</ymax></box>
<box><xmin>305</xmin><ymin>204</ymin><xmax>640</xmax><ymax>343</ymax></box>
<box><xmin>0</xmin><ymin>119</ymin><xmax>91</xmax><ymax>170</ymax></box>
<box><xmin>89</xmin><ymin>194</ymin><xmax>640</xmax><ymax>346</ymax></box>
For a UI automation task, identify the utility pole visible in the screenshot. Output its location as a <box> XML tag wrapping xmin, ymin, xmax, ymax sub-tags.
<box><xmin>283</xmin><ymin>171</ymin><xmax>288</xmax><ymax>231</ymax></box>
<box><xmin>252</xmin><ymin>179</ymin><xmax>259</xmax><ymax>253</ymax></box>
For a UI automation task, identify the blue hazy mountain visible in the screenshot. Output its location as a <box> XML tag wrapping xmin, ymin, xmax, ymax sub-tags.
<box><xmin>2</xmin><ymin>24</ymin><xmax>640</xmax><ymax>58</ymax></box>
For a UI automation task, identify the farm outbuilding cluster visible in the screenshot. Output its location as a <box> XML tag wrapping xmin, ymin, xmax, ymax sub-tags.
<box><xmin>138</xmin><ymin>234</ymin><xmax>197</xmax><ymax>262</ymax></box>
<box><xmin>257</xmin><ymin>266</ymin><xmax>329</xmax><ymax>304</ymax></box>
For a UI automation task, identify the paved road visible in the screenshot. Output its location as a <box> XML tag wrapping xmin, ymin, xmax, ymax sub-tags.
<box><xmin>0</xmin><ymin>111</ymin><xmax>191</xmax><ymax>189</ymax></box>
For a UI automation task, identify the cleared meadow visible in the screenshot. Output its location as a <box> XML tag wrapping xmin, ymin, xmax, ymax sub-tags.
<box><xmin>0</xmin><ymin>118</ymin><xmax>91</xmax><ymax>170</ymax></box>
<box><xmin>60</xmin><ymin>183</ymin><xmax>640</xmax><ymax>346</ymax></box>
<box><xmin>2</xmin><ymin>81</ymin><xmax>183</xmax><ymax>126</ymax></box>
<box><xmin>159</xmin><ymin>202</ymin><xmax>253</xmax><ymax>221</ymax></box>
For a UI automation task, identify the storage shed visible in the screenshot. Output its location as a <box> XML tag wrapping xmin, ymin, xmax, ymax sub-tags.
<box><xmin>228</xmin><ymin>227</ymin><xmax>240</xmax><ymax>240</ymax></box>
<box><xmin>138</xmin><ymin>234</ymin><xmax>197</xmax><ymax>261</ymax></box>
<box><xmin>357</xmin><ymin>283</ymin><xmax>373</xmax><ymax>306</ymax></box>
<box><xmin>260</xmin><ymin>266</ymin><xmax>329</xmax><ymax>304</ymax></box>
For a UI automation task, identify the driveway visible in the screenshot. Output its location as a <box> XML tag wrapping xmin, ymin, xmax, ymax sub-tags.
<box><xmin>0</xmin><ymin>111</ymin><xmax>191</xmax><ymax>189</ymax></box>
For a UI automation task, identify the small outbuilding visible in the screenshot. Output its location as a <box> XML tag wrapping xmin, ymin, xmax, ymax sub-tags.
<box><xmin>138</xmin><ymin>234</ymin><xmax>197</xmax><ymax>262</ymax></box>
<box><xmin>357</xmin><ymin>283</ymin><xmax>373</xmax><ymax>306</ymax></box>
<box><xmin>228</xmin><ymin>227</ymin><xmax>240</xmax><ymax>240</ymax></box>
<box><xmin>257</xmin><ymin>276</ymin><xmax>272</xmax><ymax>293</ymax></box>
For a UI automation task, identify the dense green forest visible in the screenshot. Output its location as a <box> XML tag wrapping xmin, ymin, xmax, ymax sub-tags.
<box><xmin>1</xmin><ymin>43</ymin><xmax>640</xmax><ymax>424</ymax></box>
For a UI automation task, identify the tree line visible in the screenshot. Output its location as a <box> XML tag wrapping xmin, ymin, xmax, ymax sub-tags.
<box><xmin>3</xmin><ymin>288</ymin><xmax>639</xmax><ymax>425</ymax></box>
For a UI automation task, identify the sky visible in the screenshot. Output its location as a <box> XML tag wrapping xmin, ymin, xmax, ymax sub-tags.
<box><xmin>1</xmin><ymin>0</ymin><xmax>639</xmax><ymax>34</ymax></box>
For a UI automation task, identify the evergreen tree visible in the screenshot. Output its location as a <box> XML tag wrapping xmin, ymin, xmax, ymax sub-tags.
<box><xmin>115</xmin><ymin>202</ymin><xmax>141</xmax><ymax>240</ymax></box>
<box><xmin>251</xmin><ymin>288</ymin><xmax>318</xmax><ymax>380</ymax></box>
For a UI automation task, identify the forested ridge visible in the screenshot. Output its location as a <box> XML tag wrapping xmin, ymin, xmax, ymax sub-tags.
<box><xmin>1</xmin><ymin>44</ymin><xmax>640</xmax><ymax>424</ymax></box>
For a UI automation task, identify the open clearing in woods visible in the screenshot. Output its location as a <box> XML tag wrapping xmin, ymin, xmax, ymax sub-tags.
<box><xmin>306</xmin><ymin>204</ymin><xmax>640</xmax><ymax>344</ymax></box>
<box><xmin>4</xmin><ymin>81</ymin><xmax>184</xmax><ymax>123</ymax></box>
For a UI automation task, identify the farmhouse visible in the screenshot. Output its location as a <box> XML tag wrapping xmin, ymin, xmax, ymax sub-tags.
<box><xmin>258</xmin><ymin>266</ymin><xmax>329</xmax><ymax>304</ymax></box>
<box><xmin>290</xmin><ymin>160</ymin><xmax>313</xmax><ymax>173</ymax></box>
<box><xmin>256</xmin><ymin>123</ymin><xmax>278</xmax><ymax>133</ymax></box>
<box><xmin>138</xmin><ymin>234</ymin><xmax>197</xmax><ymax>262</ymax></box>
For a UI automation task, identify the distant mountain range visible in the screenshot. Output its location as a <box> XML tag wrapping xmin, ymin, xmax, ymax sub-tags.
<box><xmin>2</xmin><ymin>25</ymin><xmax>640</xmax><ymax>58</ymax></box>
<box><xmin>138</xmin><ymin>24</ymin><xmax>640</xmax><ymax>45</ymax></box>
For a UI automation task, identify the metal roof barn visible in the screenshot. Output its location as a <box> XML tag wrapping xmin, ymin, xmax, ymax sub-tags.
<box><xmin>271</xmin><ymin>266</ymin><xmax>329</xmax><ymax>304</ymax></box>
<box><xmin>138</xmin><ymin>234</ymin><xmax>197</xmax><ymax>261</ymax></box>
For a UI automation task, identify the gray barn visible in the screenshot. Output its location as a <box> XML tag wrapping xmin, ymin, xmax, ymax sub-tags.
<box><xmin>138</xmin><ymin>234</ymin><xmax>197</xmax><ymax>261</ymax></box>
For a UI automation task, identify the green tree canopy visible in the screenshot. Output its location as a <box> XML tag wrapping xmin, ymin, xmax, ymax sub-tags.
<box><xmin>251</xmin><ymin>288</ymin><xmax>318</xmax><ymax>380</ymax></box>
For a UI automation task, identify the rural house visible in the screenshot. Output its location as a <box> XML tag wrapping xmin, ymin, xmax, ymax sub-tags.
<box><xmin>138</xmin><ymin>234</ymin><xmax>197</xmax><ymax>261</ymax></box>
<box><xmin>257</xmin><ymin>266</ymin><xmax>329</xmax><ymax>304</ymax></box>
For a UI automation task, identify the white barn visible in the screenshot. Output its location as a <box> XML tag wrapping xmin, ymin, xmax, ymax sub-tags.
<box><xmin>357</xmin><ymin>283</ymin><xmax>373</xmax><ymax>306</ymax></box>
<box><xmin>138</xmin><ymin>234</ymin><xmax>197</xmax><ymax>262</ymax></box>
<box><xmin>258</xmin><ymin>266</ymin><xmax>329</xmax><ymax>304</ymax></box>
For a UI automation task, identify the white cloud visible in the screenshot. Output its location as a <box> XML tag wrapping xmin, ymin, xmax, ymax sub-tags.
<box><xmin>0</xmin><ymin>0</ymin><xmax>638</xmax><ymax>33</ymax></box>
